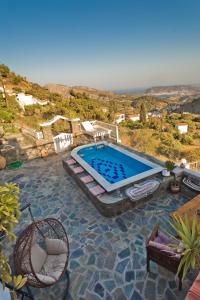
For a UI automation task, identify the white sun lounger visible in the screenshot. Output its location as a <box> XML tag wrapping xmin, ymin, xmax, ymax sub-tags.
<box><xmin>81</xmin><ymin>121</ymin><xmax>111</xmax><ymax>141</ymax></box>
<box><xmin>183</xmin><ymin>176</ymin><xmax>200</xmax><ymax>192</ymax></box>
<box><xmin>125</xmin><ymin>180</ymin><xmax>160</xmax><ymax>202</ymax></box>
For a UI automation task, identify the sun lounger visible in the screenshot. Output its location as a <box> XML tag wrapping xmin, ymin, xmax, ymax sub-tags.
<box><xmin>183</xmin><ymin>176</ymin><xmax>200</xmax><ymax>192</ymax></box>
<box><xmin>81</xmin><ymin>121</ymin><xmax>111</xmax><ymax>141</ymax></box>
<box><xmin>125</xmin><ymin>179</ymin><xmax>160</xmax><ymax>202</ymax></box>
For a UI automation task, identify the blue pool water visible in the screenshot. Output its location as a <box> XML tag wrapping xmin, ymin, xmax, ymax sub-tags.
<box><xmin>77</xmin><ymin>144</ymin><xmax>152</xmax><ymax>184</ymax></box>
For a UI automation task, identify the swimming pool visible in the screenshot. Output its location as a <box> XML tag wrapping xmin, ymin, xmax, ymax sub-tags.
<box><xmin>71</xmin><ymin>142</ymin><xmax>163</xmax><ymax>192</ymax></box>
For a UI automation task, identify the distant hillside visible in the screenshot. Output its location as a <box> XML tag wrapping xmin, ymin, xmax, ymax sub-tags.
<box><xmin>146</xmin><ymin>85</ymin><xmax>200</xmax><ymax>98</ymax></box>
<box><xmin>45</xmin><ymin>83</ymin><xmax>115</xmax><ymax>102</ymax></box>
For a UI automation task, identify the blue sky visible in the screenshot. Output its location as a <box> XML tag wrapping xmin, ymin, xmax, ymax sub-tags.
<box><xmin>0</xmin><ymin>0</ymin><xmax>200</xmax><ymax>89</ymax></box>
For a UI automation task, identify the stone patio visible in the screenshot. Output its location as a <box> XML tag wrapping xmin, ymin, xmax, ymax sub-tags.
<box><xmin>1</xmin><ymin>154</ymin><xmax>198</xmax><ymax>300</ymax></box>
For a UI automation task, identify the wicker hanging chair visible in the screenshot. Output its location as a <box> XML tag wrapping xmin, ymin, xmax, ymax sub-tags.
<box><xmin>14</xmin><ymin>205</ymin><xmax>69</xmax><ymax>289</ymax></box>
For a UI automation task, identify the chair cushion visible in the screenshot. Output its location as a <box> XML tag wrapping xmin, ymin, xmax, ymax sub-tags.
<box><xmin>155</xmin><ymin>231</ymin><xmax>179</xmax><ymax>245</ymax></box>
<box><xmin>27</xmin><ymin>273</ymin><xmax>56</xmax><ymax>285</ymax></box>
<box><xmin>149</xmin><ymin>240</ymin><xmax>174</xmax><ymax>251</ymax></box>
<box><xmin>30</xmin><ymin>243</ymin><xmax>47</xmax><ymax>273</ymax></box>
<box><xmin>45</xmin><ymin>238</ymin><xmax>68</xmax><ymax>255</ymax></box>
<box><xmin>42</xmin><ymin>254</ymin><xmax>67</xmax><ymax>280</ymax></box>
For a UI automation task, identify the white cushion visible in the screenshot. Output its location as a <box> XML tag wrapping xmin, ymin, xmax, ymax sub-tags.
<box><xmin>30</xmin><ymin>243</ymin><xmax>47</xmax><ymax>273</ymax></box>
<box><xmin>27</xmin><ymin>273</ymin><xmax>56</xmax><ymax>284</ymax></box>
<box><xmin>42</xmin><ymin>254</ymin><xmax>67</xmax><ymax>280</ymax></box>
<box><xmin>45</xmin><ymin>238</ymin><xmax>68</xmax><ymax>255</ymax></box>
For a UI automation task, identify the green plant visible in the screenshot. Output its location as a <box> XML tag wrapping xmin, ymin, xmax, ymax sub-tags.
<box><xmin>167</xmin><ymin>216</ymin><xmax>200</xmax><ymax>280</ymax></box>
<box><xmin>0</xmin><ymin>183</ymin><xmax>27</xmax><ymax>293</ymax></box>
<box><xmin>165</xmin><ymin>160</ymin><xmax>175</xmax><ymax>171</ymax></box>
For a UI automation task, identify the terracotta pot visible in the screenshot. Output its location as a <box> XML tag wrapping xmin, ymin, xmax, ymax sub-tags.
<box><xmin>170</xmin><ymin>182</ymin><xmax>181</xmax><ymax>193</ymax></box>
<box><xmin>41</xmin><ymin>149</ymin><xmax>48</xmax><ymax>158</ymax></box>
<box><xmin>0</xmin><ymin>155</ymin><xmax>6</xmax><ymax>170</ymax></box>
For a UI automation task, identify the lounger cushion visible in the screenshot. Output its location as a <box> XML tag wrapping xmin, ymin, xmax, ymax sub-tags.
<box><xmin>45</xmin><ymin>238</ymin><xmax>68</xmax><ymax>255</ymax></box>
<box><xmin>30</xmin><ymin>243</ymin><xmax>47</xmax><ymax>273</ymax></box>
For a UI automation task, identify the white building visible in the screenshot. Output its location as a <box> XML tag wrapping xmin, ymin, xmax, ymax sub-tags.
<box><xmin>127</xmin><ymin>114</ymin><xmax>140</xmax><ymax>122</ymax></box>
<box><xmin>16</xmin><ymin>93</ymin><xmax>48</xmax><ymax>110</ymax></box>
<box><xmin>175</xmin><ymin>123</ymin><xmax>188</xmax><ymax>134</ymax></box>
<box><xmin>115</xmin><ymin>113</ymin><xmax>125</xmax><ymax>124</ymax></box>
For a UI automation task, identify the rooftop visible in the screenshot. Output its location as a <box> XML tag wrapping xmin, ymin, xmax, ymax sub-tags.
<box><xmin>1</xmin><ymin>154</ymin><xmax>198</xmax><ymax>300</ymax></box>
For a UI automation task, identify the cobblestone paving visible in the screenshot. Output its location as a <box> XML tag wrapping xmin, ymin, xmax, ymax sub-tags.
<box><xmin>1</xmin><ymin>155</ymin><xmax>197</xmax><ymax>300</ymax></box>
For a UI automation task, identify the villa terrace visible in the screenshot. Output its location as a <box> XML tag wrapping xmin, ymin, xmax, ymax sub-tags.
<box><xmin>1</xmin><ymin>152</ymin><xmax>199</xmax><ymax>300</ymax></box>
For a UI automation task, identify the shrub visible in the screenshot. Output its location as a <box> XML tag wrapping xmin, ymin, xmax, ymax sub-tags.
<box><xmin>157</xmin><ymin>133</ymin><xmax>181</xmax><ymax>159</ymax></box>
<box><xmin>0</xmin><ymin>110</ymin><xmax>14</xmax><ymax>122</ymax></box>
<box><xmin>165</xmin><ymin>160</ymin><xmax>175</xmax><ymax>171</ymax></box>
<box><xmin>12</xmin><ymin>75</ymin><xmax>22</xmax><ymax>85</ymax></box>
<box><xmin>180</xmin><ymin>134</ymin><xmax>194</xmax><ymax>145</ymax></box>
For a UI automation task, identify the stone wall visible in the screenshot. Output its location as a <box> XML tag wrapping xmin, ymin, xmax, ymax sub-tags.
<box><xmin>19</xmin><ymin>141</ymin><xmax>55</xmax><ymax>160</ymax></box>
<box><xmin>0</xmin><ymin>141</ymin><xmax>56</xmax><ymax>163</ymax></box>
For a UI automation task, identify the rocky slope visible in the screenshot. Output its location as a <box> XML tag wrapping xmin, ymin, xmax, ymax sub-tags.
<box><xmin>178</xmin><ymin>97</ymin><xmax>200</xmax><ymax>114</ymax></box>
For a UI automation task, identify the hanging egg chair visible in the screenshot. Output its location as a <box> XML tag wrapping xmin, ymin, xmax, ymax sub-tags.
<box><xmin>14</xmin><ymin>205</ymin><xmax>69</xmax><ymax>289</ymax></box>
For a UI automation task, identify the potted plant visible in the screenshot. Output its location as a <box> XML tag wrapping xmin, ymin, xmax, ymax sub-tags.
<box><xmin>169</xmin><ymin>173</ymin><xmax>181</xmax><ymax>193</ymax></box>
<box><xmin>0</xmin><ymin>183</ymin><xmax>27</xmax><ymax>299</ymax></box>
<box><xmin>162</xmin><ymin>160</ymin><xmax>175</xmax><ymax>177</ymax></box>
<box><xmin>167</xmin><ymin>216</ymin><xmax>200</xmax><ymax>282</ymax></box>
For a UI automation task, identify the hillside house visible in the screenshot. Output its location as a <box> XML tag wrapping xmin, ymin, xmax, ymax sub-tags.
<box><xmin>175</xmin><ymin>122</ymin><xmax>188</xmax><ymax>134</ymax></box>
<box><xmin>127</xmin><ymin>114</ymin><xmax>140</xmax><ymax>122</ymax></box>
<box><xmin>16</xmin><ymin>93</ymin><xmax>48</xmax><ymax>110</ymax></box>
<box><xmin>115</xmin><ymin>113</ymin><xmax>125</xmax><ymax>124</ymax></box>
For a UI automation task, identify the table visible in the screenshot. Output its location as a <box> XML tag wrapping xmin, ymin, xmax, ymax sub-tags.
<box><xmin>171</xmin><ymin>194</ymin><xmax>200</xmax><ymax>232</ymax></box>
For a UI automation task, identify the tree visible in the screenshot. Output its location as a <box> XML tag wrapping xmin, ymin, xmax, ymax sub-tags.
<box><xmin>0</xmin><ymin>183</ymin><xmax>27</xmax><ymax>296</ymax></box>
<box><xmin>140</xmin><ymin>103</ymin><xmax>147</xmax><ymax>124</ymax></box>
<box><xmin>0</xmin><ymin>64</ymin><xmax>10</xmax><ymax>78</ymax></box>
<box><xmin>12</xmin><ymin>75</ymin><xmax>22</xmax><ymax>85</ymax></box>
